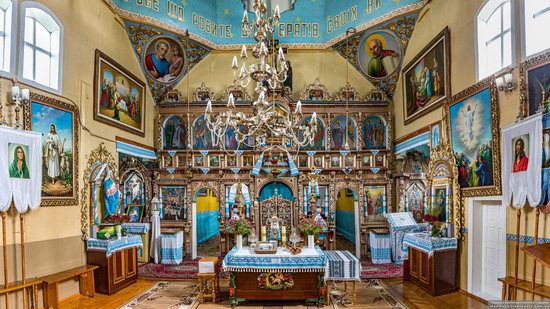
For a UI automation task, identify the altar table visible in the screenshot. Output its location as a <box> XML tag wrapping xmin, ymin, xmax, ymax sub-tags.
<box><xmin>160</xmin><ymin>231</ymin><xmax>184</xmax><ymax>265</ymax></box>
<box><xmin>223</xmin><ymin>246</ymin><xmax>327</xmax><ymax>305</ymax></box>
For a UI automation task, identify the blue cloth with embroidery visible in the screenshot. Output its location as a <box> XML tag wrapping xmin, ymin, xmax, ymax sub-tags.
<box><xmin>87</xmin><ymin>235</ymin><xmax>143</xmax><ymax>257</ymax></box>
<box><xmin>223</xmin><ymin>246</ymin><xmax>327</xmax><ymax>272</ymax></box>
<box><xmin>385</xmin><ymin>212</ymin><xmax>421</xmax><ymax>264</ymax></box>
<box><xmin>369</xmin><ymin>231</ymin><xmax>392</xmax><ymax>264</ymax></box>
<box><xmin>402</xmin><ymin>232</ymin><xmax>457</xmax><ymax>256</ymax></box>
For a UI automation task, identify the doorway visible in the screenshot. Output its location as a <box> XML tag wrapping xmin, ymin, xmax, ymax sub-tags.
<box><xmin>468</xmin><ymin>197</ymin><xmax>506</xmax><ymax>301</ymax></box>
<box><xmin>194</xmin><ymin>188</ymin><xmax>220</xmax><ymax>258</ymax></box>
<box><xmin>335</xmin><ymin>188</ymin><xmax>360</xmax><ymax>257</ymax></box>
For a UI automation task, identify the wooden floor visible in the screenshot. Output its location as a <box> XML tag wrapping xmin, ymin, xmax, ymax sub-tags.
<box><xmin>59</xmin><ymin>278</ymin><xmax>486</xmax><ymax>309</ymax></box>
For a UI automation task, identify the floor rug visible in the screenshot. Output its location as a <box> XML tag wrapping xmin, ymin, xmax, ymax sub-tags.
<box><xmin>120</xmin><ymin>279</ymin><xmax>405</xmax><ymax>308</ymax></box>
<box><xmin>139</xmin><ymin>258</ymin><xmax>402</xmax><ymax>281</ymax></box>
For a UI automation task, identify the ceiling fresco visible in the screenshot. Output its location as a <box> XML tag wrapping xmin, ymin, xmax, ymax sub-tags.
<box><xmin>106</xmin><ymin>0</ymin><xmax>427</xmax><ymax>49</ymax></box>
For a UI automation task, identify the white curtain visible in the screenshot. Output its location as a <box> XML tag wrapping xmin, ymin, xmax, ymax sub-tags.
<box><xmin>0</xmin><ymin>126</ymin><xmax>42</xmax><ymax>213</ymax></box>
<box><xmin>502</xmin><ymin>114</ymin><xmax>542</xmax><ymax>209</ymax></box>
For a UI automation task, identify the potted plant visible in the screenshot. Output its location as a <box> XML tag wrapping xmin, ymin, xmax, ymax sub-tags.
<box><xmin>226</xmin><ymin>217</ymin><xmax>252</xmax><ymax>249</ymax></box>
<box><xmin>297</xmin><ymin>216</ymin><xmax>324</xmax><ymax>249</ymax></box>
<box><xmin>105</xmin><ymin>213</ymin><xmax>131</xmax><ymax>239</ymax></box>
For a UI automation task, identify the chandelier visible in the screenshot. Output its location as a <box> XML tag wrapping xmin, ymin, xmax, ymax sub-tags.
<box><xmin>204</xmin><ymin>0</ymin><xmax>317</xmax><ymax>153</ymax></box>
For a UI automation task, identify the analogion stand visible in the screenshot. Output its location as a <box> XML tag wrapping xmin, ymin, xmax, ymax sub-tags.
<box><xmin>223</xmin><ymin>246</ymin><xmax>327</xmax><ymax>306</ymax></box>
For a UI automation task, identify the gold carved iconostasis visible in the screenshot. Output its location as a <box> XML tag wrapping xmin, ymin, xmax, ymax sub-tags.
<box><xmin>155</xmin><ymin>81</ymin><xmax>394</xmax><ymax>258</ymax></box>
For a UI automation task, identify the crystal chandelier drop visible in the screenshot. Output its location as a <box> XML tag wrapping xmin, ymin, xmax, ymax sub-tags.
<box><xmin>204</xmin><ymin>0</ymin><xmax>318</xmax><ymax>152</ymax></box>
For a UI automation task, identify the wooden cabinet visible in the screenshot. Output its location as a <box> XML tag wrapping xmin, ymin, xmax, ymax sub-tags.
<box><xmin>87</xmin><ymin>247</ymin><xmax>138</xmax><ymax>295</ymax></box>
<box><xmin>408</xmin><ymin>246</ymin><xmax>457</xmax><ymax>296</ymax></box>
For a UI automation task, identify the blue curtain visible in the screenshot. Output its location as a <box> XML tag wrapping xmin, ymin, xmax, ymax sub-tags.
<box><xmin>258</xmin><ymin>182</ymin><xmax>295</xmax><ymax>201</ymax></box>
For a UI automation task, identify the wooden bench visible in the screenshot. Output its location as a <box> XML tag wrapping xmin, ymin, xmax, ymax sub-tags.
<box><xmin>40</xmin><ymin>265</ymin><xmax>98</xmax><ymax>309</ymax></box>
<box><xmin>498</xmin><ymin>276</ymin><xmax>550</xmax><ymax>300</ymax></box>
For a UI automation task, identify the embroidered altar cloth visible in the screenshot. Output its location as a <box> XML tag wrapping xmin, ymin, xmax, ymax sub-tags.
<box><xmin>324</xmin><ymin>250</ymin><xmax>361</xmax><ymax>281</ymax></box>
<box><xmin>223</xmin><ymin>246</ymin><xmax>327</xmax><ymax>273</ymax></box>
<box><xmin>121</xmin><ymin>223</ymin><xmax>150</xmax><ymax>234</ymax></box>
<box><xmin>402</xmin><ymin>233</ymin><xmax>457</xmax><ymax>257</ymax></box>
<box><xmin>86</xmin><ymin>235</ymin><xmax>143</xmax><ymax>257</ymax></box>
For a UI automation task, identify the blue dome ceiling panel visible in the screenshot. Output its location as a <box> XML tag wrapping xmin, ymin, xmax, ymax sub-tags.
<box><xmin>106</xmin><ymin>0</ymin><xmax>426</xmax><ymax>48</ymax></box>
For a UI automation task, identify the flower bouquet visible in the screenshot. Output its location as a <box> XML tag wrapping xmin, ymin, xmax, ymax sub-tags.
<box><xmin>105</xmin><ymin>213</ymin><xmax>131</xmax><ymax>225</ymax></box>
<box><xmin>297</xmin><ymin>216</ymin><xmax>324</xmax><ymax>236</ymax></box>
<box><xmin>225</xmin><ymin>217</ymin><xmax>252</xmax><ymax>236</ymax></box>
<box><xmin>423</xmin><ymin>211</ymin><xmax>441</xmax><ymax>237</ymax></box>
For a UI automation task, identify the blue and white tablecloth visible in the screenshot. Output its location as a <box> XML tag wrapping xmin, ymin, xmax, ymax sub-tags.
<box><xmin>369</xmin><ymin>232</ymin><xmax>392</xmax><ymax>264</ymax></box>
<box><xmin>121</xmin><ymin>223</ymin><xmax>150</xmax><ymax>234</ymax></box>
<box><xmin>402</xmin><ymin>233</ymin><xmax>458</xmax><ymax>256</ymax></box>
<box><xmin>324</xmin><ymin>250</ymin><xmax>361</xmax><ymax>281</ymax></box>
<box><xmin>160</xmin><ymin>231</ymin><xmax>184</xmax><ymax>265</ymax></box>
<box><xmin>385</xmin><ymin>212</ymin><xmax>421</xmax><ymax>264</ymax></box>
<box><xmin>223</xmin><ymin>246</ymin><xmax>327</xmax><ymax>273</ymax></box>
<box><xmin>87</xmin><ymin>235</ymin><xmax>143</xmax><ymax>257</ymax></box>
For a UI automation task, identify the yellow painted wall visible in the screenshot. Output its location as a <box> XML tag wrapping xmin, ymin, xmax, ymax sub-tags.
<box><xmin>0</xmin><ymin>0</ymin><xmax>156</xmax><ymax>305</ymax></box>
<box><xmin>175</xmin><ymin>49</ymin><xmax>374</xmax><ymax>101</ymax></box>
<box><xmin>393</xmin><ymin>0</ymin><xmax>550</xmax><ymax>295</ymax></box>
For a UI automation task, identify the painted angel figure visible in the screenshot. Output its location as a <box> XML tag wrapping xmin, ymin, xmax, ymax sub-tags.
<box><xmin>44</xmin><ymin>123</ymin><xmax>65</xmax><ymax>184</ymax></box>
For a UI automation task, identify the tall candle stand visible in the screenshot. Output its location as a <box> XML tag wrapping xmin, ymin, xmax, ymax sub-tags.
<box><xmin>11</xmin><ymin>86</ymin><xmax>30</xmax><ymax>129</ymax></box>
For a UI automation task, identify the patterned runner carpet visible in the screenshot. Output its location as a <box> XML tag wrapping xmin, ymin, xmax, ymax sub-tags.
<box><xmin>138</xmin><ymin>258</ymin><xmax>402</xmax><ymax>280</ymax></box>
<box><xmin>120</xmin><ymin>279</ymin><xmax>406</xmax><ymax>308</ymax></box>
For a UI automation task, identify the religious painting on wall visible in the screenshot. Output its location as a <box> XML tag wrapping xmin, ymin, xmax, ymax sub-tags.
<box><xmin>94</xmin><ymin>50</ymin><xmax>146</xmax><ymax>136</ymax></box>
<box><xmin>143</xmin><ymin>36</ymin><xmax>186</xmax><ymax>83</ymax></box>
<box><xmin>242</xmin><ymin>155</ymin><xmax>254</xmax><ymax>168</ymax></box>
<box><xmin>226</xmin><ymin>155</ymin><xmax>238</xmax><ymax>168</ymax></box>
<box><xmin>313</xmin><ymin>155</ymin><xmax>324</xmax><ymax>168</ymax></box>
<box><xmin>402</xmin><ymin>27</ymin><xmax>450</xmax><ymax>125</ymax></box>
<box><xmin>299</xmin><ymin>116</ymin><xmax>326</xmax><ymax>150</ymax></box>
<box><xmin>126</xmin><ymin>205</ymin><xmax>144</xmax><ymax>223</ymax></box>
<box><xmin>448</xmin><ymin>79</ymin><xmax>501</xmax><ymax>196</ymax></box>
<box><xmin>361</xmin><ymin>155</ymin><xmax>371</xmax><ymax>167</ymax></box>
<box><xmin>512</xmin><ymin>135</ymin><xmax>529</xmax><ymax>173</ymax></box>
<box><xmin>225</xmin><ymin>125</ymin><xmax>253</xmax><ymax>150</ymax></box>
<box><xmin>122</xmin><ymin>172</ymin><xmax>144</xmax><ymax>207</ymax></box>
<box><xmin>331</xmin><ymin>115</ymin><xmax>357</xmax><ymax>150</ymax></box>
<box><xmin>298</xmin><ymin>155</ymin><xmax>309</xmax><ymax>168</ymax></box>
<box><xmin>431</xmin><ymin>122</ymin><xmax>441</xmax><ymax>148</ymax></box>
<box><xmin>159</xmin><ymin>186</ymin><xmax>187</xmax><ymax>221</ymax></box>
<box><xmin>364</xmin><ymin>185</ymin><xmax>386</xmax><ymax>220</ymax></box>
<box><xmin>431</xmin><ymin>186</ymin><xmax>448</xmax><ymax>222</ymax></box>
<box><xmin>192</xmin><ymin>115</ymin><xmax>216</xmax><ymax>150</ymax></box>
<box><xmin>357</xmin><ymin>30</ymin><xmax>402</xmax><ymax>79</ymax></box>
<box><xmin>521</xmin><ymin>52</ymin><xmax>550</xmax><ymax>115</ymax></box>
<box><xmin>194</xmin><ymin>155</ymin><xmax>204</xmax><ymax>167</ymax></box>
<box><xmin>24</xmin><ymin>94</ymin><xmax>79</xmax><ymax>206</ymax></box>
<box><xmin>362</xmin><ymin>115</ymin><xmax>386</xmax><ymax>149</ymax></box>
<box><xmin>330</xmin><ymin>155</ymin><xmax>341</xmax><ymax>168</ymax></box>
<box><xmin>406</xmin><ymin>183</ymin><xmax>425</xmax><ymax>222</ymax></box>
<box><xmin>209</xmin><ymin>155</ymin><xmax>220</xmax><ymax>168</ymax></box>
<box><xmin>162</xmin><ymin>115</ymin><xmax>187</xmax><ymax>150</ymax></box>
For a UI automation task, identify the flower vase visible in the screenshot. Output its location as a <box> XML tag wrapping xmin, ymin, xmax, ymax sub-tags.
<box><xmin>307</xmin><ymin>235</ymin><xmax>315</xmax><ymax>249</ymax></box>
<box><xmin>116</xmin><ymin>225</ymin><xmax>122</xmax><ymax>240</ymax></box>
<box><xmin>236</xmin><ymin>234</ymin><xmax>243</xmax><ymax>249</ymax></box>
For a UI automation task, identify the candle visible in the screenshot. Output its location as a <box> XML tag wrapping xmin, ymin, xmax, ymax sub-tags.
<box><xmin>21</xmin><ymin>89</ymin><xmax>30</xmax><ymax>101</ymax></box>
<box><xmin>261</xmin><ymin>226</ymin><xmax>266</xmax><ymax>241</ymax></box>
<box><xmin>12</xmin><ymin>86</ymin><xmax>19</xmax><ymax>98</ymax></box>
<box><xmin>281</xmin><ymin>225</ymin><xmax>286</xmax><ymax>235</ymax></box>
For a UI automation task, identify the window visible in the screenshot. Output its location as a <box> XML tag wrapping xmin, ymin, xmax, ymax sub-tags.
<box><xmin>0</xmin><ymin>0</ymin><xmax>14</xmax><ymax>74</ymax></box>
<box><xmin>476</xmin><ymin>0</ymin><xmax>514</xmax><ymax>80</ymax></box>
<box><xmin>523</xmin><ymin>0</ymin><xmax>550</xmax><ymax>57</ymax></box>
<box><xmin>19</xmin><ymin>2</ymin><xmax>63</xmax><ymax>92</ymax></box>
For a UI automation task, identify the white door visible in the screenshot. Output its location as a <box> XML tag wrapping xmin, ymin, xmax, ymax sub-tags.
<box><xmin>481</xmin><ymin>202</ymin><xmax>503</xmax><ymax>298</ymax></box>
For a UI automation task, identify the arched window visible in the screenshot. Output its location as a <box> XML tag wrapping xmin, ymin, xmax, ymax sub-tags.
<box><xmin>19</xmin><ymin>2</ymin><xmax>63</xmax><ymax>92</ymax></box>
<box><xmin>476</xmin><ymin>0</ymin><xmax>514</xmax><ymax>80</ymax></box>
<box><xmin>0</xmin><ymin>0</ymin><xmax>15</xmax><ymax>74</ymax></box>
<box><xmin>523</xmin><ymin>0</ymin><xmax>550</xmax><ymax>57</ymax></box>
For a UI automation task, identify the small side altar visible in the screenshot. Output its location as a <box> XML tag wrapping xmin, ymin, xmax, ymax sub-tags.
<box><xmin>223</xmin><ymin>246</ymin><xmax>327</xmax><ymax>305</ymax></box>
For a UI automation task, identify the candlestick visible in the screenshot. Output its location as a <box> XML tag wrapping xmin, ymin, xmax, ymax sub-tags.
<box><xmin>261</xmin><ymin>226</ymin><xmax>266</xmax><ymax>241</ymax></box>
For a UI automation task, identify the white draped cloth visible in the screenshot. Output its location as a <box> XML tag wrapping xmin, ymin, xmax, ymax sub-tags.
<box><xmin>0</xmin><ymin>126</ymin><xmax>42</xmax><ymax>213</ymax></box>
<box><xmin>502</xmin><ymin>114</ymin><xmax>542</xmax><ymax>209</ymax></box>
<box><xmin>150</xmin><ymin>212</ymin><xmax>161</xmax><ymax>263</ymax></box>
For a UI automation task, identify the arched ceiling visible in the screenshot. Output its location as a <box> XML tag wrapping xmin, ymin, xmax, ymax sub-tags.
<box><xmin>106</xmin><ymin>0</ymin><xmax>426</xmax><ymax>49</ymax></box>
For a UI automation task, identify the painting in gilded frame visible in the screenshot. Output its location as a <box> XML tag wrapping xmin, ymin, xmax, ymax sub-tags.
<box><xmin>126</xmin><ymin>205</ymin><xmax>144</xmax><ymax>223</ymax></box>
<box><xmin>402</xmin><ymin>27</ymin><xmax>450</xmax><ymax>125</ymax></box>
<box><xmin>521</xmin><ymin>52</ymin><xmax>550</xmax><ymax>116</ymax></box>
<box><xmin>431</xmin><ymin>185</ymin><xmax>448</xmax><ymax>222</ymax></box>
<box><xmin>362</xmin><ymin>115</ymin><xmax>386</xmax><ymax>149</ymax></box>
<box><xmin>94</xmin><ymin>50</ymin><xmax>146</xmax><ymax>136</ymax></box>
<box><xmin>299</xmin><ymin>116</ymin><xmax>326</xmax><ymax>150</ymax></box>
<box><xmin>24</xmin><ymin>94</ymin><xmax>79</xmax><ymax>206</ymax></box>
<box><xmin>159</xmin><ymin>186</ymin><xmax>187</xmax><ymax>221</ymax></box>
<box><xmin>364</xmin><ymin>185</ymin><xmax>386</xmax><ymax>220</ymax></box>
<box><xmin>192</xmin><ymin>115</ymin><xmax>216</xmax><ymax>150</ymax></box>
<box><xmin>448</xmin><ymin>78</ymin><xmax>501</xmax><ymax>196</ymax></box>
<box><xmin>162</xmin><ymin>115</ymin><xmax>187</xmax><ymax>150</ymax></box>
<box><xmin>143</xmin><ymin>36</ymin><xmax>186</xmax><ymax>84</ymax></box>
<box><xmin>331</xmin><ymin>115</ymin><xmax>357</xmax><ymax>150</ymax></box>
